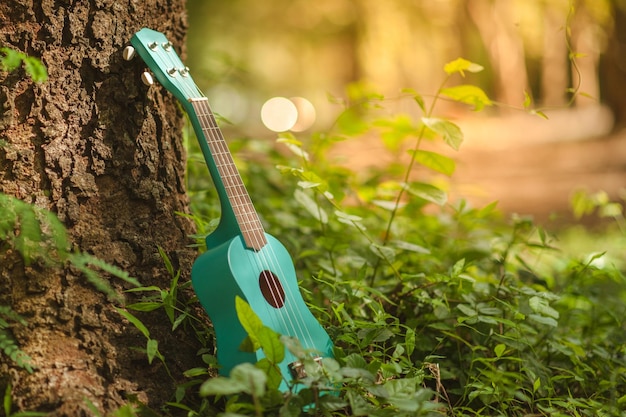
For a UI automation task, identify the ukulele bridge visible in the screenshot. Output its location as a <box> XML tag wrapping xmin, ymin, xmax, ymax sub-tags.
<box><xmin>288</xmin><ymin>356</ymin><xmax>324</xmax><ymax>380</ymax></box>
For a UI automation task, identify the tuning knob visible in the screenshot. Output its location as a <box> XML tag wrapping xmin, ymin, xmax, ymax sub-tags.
<box><xmin>123</xmin><ymin>46</ymin><xmax>136</xmax><ymax>61</ymax></box>
<box><xmin>141</xmin><ymin>71</ymin><xmax>154</xmax><ymax>86</ymax></box>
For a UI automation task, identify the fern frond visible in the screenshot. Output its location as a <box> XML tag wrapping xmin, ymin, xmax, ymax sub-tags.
<box><xmin>0</xmin><ymin>329</ymin><xmax>34</xmax><ymax>373</ymax></box>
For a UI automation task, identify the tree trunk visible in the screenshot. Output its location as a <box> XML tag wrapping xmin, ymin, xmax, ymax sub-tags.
<box><xmin>467</xmin><ymin>0</ymin><xmax>529</xmax><ymax>108</ymax></box>
<box><xmin>0</xmin><ymin>1</ymin><xmax>202</xmax><ymax>415</ymax></box>
<box><xmin>601</xmin><ymin>2</ymin><xmax>626</xmax><ymax>129</ymax></box>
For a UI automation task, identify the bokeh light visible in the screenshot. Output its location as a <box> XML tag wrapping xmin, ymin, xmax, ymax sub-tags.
<box><xmin>290</xmin><ymin>97</ymin><xmax>316</xmax><ymax>132</ymax></box>
<box><xmin>260</xmin><ymin>97</ymin><xmax>298</xmax><ymax>132</ymax></box>
<box><xmin>260</xmin><ymin>96</ymin><xmax>316</xmax><ymax>132</ymax></box>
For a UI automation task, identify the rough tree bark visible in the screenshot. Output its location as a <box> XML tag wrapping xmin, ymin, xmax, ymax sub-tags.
<box><xmin>0</xmin><ymin>1</ymin><xmax>202</xmax><ymax>415</ymax></box>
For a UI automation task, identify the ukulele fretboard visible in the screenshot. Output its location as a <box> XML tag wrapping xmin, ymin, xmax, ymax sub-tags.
<box><xmin>190</xmin><ymin>98</ymin><xmax>267</xmax><ymax>251</ymax></box>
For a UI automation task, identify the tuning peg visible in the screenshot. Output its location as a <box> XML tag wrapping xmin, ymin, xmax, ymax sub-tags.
<box><xmin>123</xmin><ymin>46</ymin><xmax>136</xmax><ymax>61</ymax></box>
<box><xmin>141</xmin><ymin>71</ymin><xmax>154</xmax><ymax>86</ymax></box>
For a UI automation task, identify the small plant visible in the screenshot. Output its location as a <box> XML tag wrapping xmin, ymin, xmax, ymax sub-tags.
<box><xmin>0</xmin><ymin>306</ymin><xmax>33</xmax><ymax>373</ymax></box>
<box><xmin>0</xmin><ymin>192</ymin><xmax>144</xmax><ymax>376</ymax></box>
<box><xmin>0</xmin><ymin>47</ymin><xmax>48</xmax><ymax>83</ymax></box>
<box><xmin>571</xmin><ymin>188</ymin><xmax>626</xmax><ymax>234</ymax></box>
<box><xmin>2</xmin><ymin>384</ymin><xmax>47</xmax><ymax>417</ymax></box>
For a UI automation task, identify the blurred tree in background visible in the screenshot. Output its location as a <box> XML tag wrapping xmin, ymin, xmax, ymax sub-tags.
<box><xmin>187</xmin><ymin>0</ymin><xmax>622</xmax><ymax>125</ymax></box>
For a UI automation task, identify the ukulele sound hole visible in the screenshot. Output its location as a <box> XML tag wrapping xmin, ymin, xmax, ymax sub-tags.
<box><xmin>259</xmin><ymin>270</ymin><xmax>285</xmax><ymax>308</ymax></box>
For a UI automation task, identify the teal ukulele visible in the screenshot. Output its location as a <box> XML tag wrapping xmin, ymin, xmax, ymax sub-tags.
<box><xmin>128</xmin><ymin>28</ymin><xmax>333</xmax><ymax>391</ymax></box>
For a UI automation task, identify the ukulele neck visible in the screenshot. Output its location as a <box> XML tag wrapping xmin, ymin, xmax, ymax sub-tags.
<box><xmin>189</xmin><ymin>98</ymin><xmax>267</xmax><ymax>251</ymax></box>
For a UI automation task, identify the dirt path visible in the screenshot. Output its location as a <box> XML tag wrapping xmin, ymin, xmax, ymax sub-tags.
<box><xmin>332</xmin><ymin>105</ymin><xmax>625</xmax><ymax>223</ymax></box>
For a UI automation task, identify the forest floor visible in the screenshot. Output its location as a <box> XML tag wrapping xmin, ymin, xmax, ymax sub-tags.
<box><xmin>333</xmin><ymin>104</ymin><xmax>624</xmax><ymax>226</ymax></box>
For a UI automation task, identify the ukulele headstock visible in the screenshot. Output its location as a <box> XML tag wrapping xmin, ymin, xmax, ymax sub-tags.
<box><xmin>126</xmin><ymin>28</ymin><xmax>202</xmax><ymax>102</ymax></box>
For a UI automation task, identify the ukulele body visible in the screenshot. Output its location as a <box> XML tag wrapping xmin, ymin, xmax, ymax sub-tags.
<box><xmin>191</xmin><ymin>232</ymin><xmax>334</xmax><ymax>390</ymax></box>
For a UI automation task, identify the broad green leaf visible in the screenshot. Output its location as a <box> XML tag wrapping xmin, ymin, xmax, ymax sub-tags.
<box><xmin>529</xmin><ymin>296</ymin><xmax>559</xmax><ymax>319</ymax></box>
<box><xmin>440</xmin><ymin>85</ymin><xmax>492</xmax><ymax>111</ymax></box>
<box><xmin>392</xmin><ymin>240</ymin><xmax>430</xmax><ymax>254</ymax></box>
<box><xmin>421</xmin><ymin>117</ymin><xmax>463</xmax><ymax>151</ymax></box>
<box><xmin>296</xmin><ymin>170</ymin><xmax>328</xmax><ymax>192</ymax></box>
<box><xmin>114</xmin><ymin>307</ymin><xmax>150</xmax><ymax>339</ymax></box>
<box><xmin>528</xmin><ymin>313</ymin><xmax>558</xmax><ymax>327</ymax></box>
<box><xmin>334</xmin><ymin>210</ymin><xmax>366</xmax><ymax>230</ymax></box>
<box><xmin>375</xmin><ymin>115</ymin><xmax>418</xmax><ymax>152</ymax></box>
<box><xmin>125</xmin><ymin>302</ymin><xmax>162</xmax><ymax>312</ymax></box>
<box><xmin>255</xmin><ymin>358</ymin><xmax>282</xmax><ymax>391</ymax></box>
<box><xmin>405</xmin><ymin>182</ymin><xmax>448</xmax><ymax>206</ymax></box>
<box><xmin>257</xmin><ymin>326</ymin><xmax>285</xmax><ymax>364</ymax></box>
<box><xmin>23</xmin><ymin>56</ymin><xmax>48</xmax><ymax>83</ymax></box>
<box><xmin>3</xmin><ymin>384</ymin><xmax>10</xmax><ymax>416</ymax></box>
<box><xmin>347</xmin><ymin>390</ymin><xmax>374</xmax><ymax>415</ymax></box>
<box><xmin>530</xmin><ymin>109</ymin><xmax>549</xmax><ymax>120</ymax></box>
<box><xmin>235</xmin><ymin>296</ymin><xmax>264</xmax><ymax>350</ymax></box>
<box><xmin>336</xmin><ymin>107</ymin><xmax>369</xmax><ymax>136</ymax></box>
<box><xmin>14</xmin><ymin>204</ymin><xmax>41</xmax><ymax>265</ymax></box>
<box><xmin>157</xmin><ymin>246</ymin><xmax>175</xmax><ymax>277</ymax></box>
<box><xmin>443</xmin><ymin>57</ymin><xmax>484</xmax><ymax>76</ymax></box>
<box><xmin>477</xmin><ymin>306</ymin><xmax>502</xmax><ymax>316</ymax></box>
<box><xmin>405</xmin><ymin>328</ymin><xmax>416</xmax><ymax>356</ymax></box>
<box><xmin>523</xmin><ymin>90</ymin><xmax>532</xmax><ymax>108</ymax></box>
<box><xmin>599</xmin><ymin>202</ymin><xmax>623</xmax><ymax>218</ymax></box>
<box><xmin>277</xmin><ymin>135</ymin><xmax>309</xmax><ymax>161</ymax></box>
<box><xmin>494</xmin><ymin>343</ymin><xmax>506</xmax><ymax>358</ymax></box>
<box><xmin>319</xmin><ymin>395</ymin><xmax>349</xmax><ymax>412</ymax></box>
<box><xmin>401</xmin><ymin>88</ymin><xmax>426</xmax><ymax>112</ymax></box>
<box><xmin>343</xmin><ymin>353</ymin><xmax>369</xmax><ymax>369</ymax></box>
<box><xmin>183</xmin><ymin>367</ymin><xmax>209</xmax><ymax>378</ymax></box>
<box><xmin>294</xmin><ymin>189</ymin><xmax>328</xmax><ymax>224</ymax></box>
<box><xmin>457</xmin><ymin>304</ymin><xmax>477</xmax><ymax>317</ymax></box>
<box><xmin>171</xmin><ymin>311</ymin><xmax>187</xmax><ymax>331</ymax></box>
<box><xmin>570</xmin><ymin>189</ymin><xmax>595</xmax><ymax>219</ymax></box>
<box><xmin>146</xmin><ymin>338</ymin><xmax>159</xmax><ymax>364</ymax></box>
<box><xmin>371</xmin><ymin>199</ymin><xmax>400</xmax><ymax>211</ymax></box>
<box><xmin>199</xmin><ymin>376</ymin><xmax>247</xmax><ymax>396</ymax></box>
<box><xmin>412</xmin><ymin>149</ymin><xmax>456</xmax><ymax>176</ymax></box>
<box><xmin>239</xmin><ymin>335</ymin><xmax>256</xmax><ymax>353</ymax></box>
<box><xmin>230</xmin><ymin>362</ymin><xmax>267</xmax><ymax>397</ymax></box>
<box><xmin>280</xmin><ymin>399</ymin><xmax>304</xmax><ymax>417</ymax></box>
<box><xmin>0</xmin><ymin>48</ymin><xmax>24</xmax><ymax>71</ymax></box>
<box><xmin>277</xmin><ymin>132</ymin><xmax>301</xmax><ymax>145</ymax></box>
<box><xmin>369</xmin><ymin>243</ymin><xmax>396</xmax><ymax>261</ymax></box>
<box><xmin>533</xmin><ymin>377</ymin><xmax>541</xmax><ymax>393</ymax></box>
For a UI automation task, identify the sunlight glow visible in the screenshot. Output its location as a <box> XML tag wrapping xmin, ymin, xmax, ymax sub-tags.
<box><xmin>261</xmin><ymin>97</ymin><xmax>298</xmax><ymax>132</ymax></box>
<box><xmin>260</xmin><ymin>96</ymin><xmax>316</xmax><ymax>132</ymax></box>
<box><xmin>290</xmin><ymin>97</ymin><xmax>316</xmax><ymax>132</ymax></box>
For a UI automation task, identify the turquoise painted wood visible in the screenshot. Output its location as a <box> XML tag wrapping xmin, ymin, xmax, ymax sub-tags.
<box><xmin>130</xmin><ymin>28</ymin><xmax>334</xmax><ymax>392</ymax></box>
<box><xmin>192</xmin><ymin>233</ymin><xmax>334</xmax><ymax>391</ymax></box>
